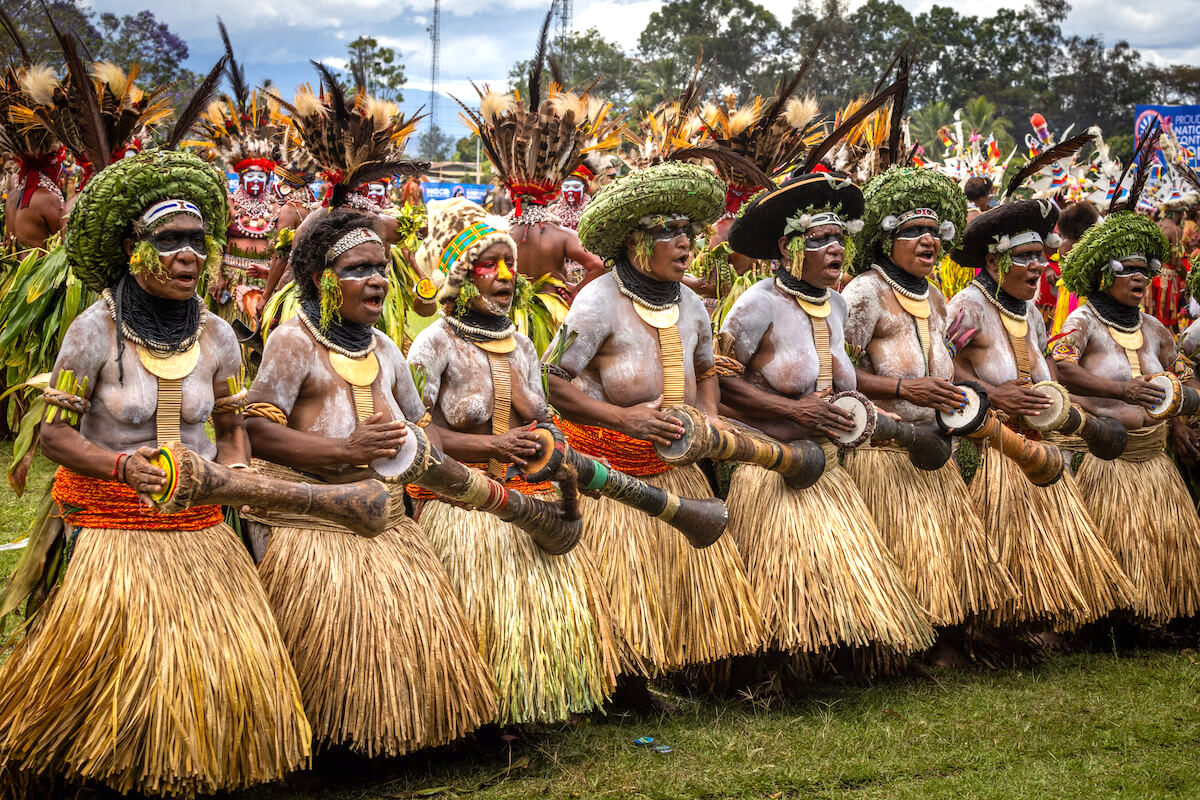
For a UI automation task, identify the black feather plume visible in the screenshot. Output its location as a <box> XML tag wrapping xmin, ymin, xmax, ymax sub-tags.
<box><xmin>217</xmin><ymin>18</ymin><xmax>249</xmax><ymax>113</ymax></box>
<box><xmin>884</xmin><ymin>54</ymin><xmax>909</xmax><ymax>168</ymax></box>
<box><xmin>1109</xmin><ymin>118</ymin><xmax>1161</xmax><ymax>214</ymax></box>
<box><xmin>527</xmin><ymin>2</ymin><xmax>555</xmax><ymax>108</ymax></box>
<box><xmin>0</xmin><ymin>6</ymin><xmax>30</xmax><ymax>64</ymax></box>
<box><xmin>43</xmin><ymin>4</ymin><xmax>109</xmax><ymax>167</ymax></box>
<box><xmin>549</xmin><ymin>54</ymin><xmax>565</xmax><ymax>89</ymax></box>
<box><xmin>312</xmin><ymin>60</ymin><xmax>348</xmax><ymax>120</ymax></box>
<box><xmin>802</xmin><ymin>78</ymin><xmax>905</xmax><ymax>173</ymax></box>
<box><xmin>668</xmin><ymin>145</ymin><xmax>772</xmax><ymax>188</ymax></box>
<box><xmin>166</xmin><ymin>56</ymin><xmax>228</xmax><ymax>149</ymax></box>
<box><xmin>1001</xmin><ymin>130</ymin><xmax>1095</xmax><ymax>201</ymax></box>
<box><xmin>1173</xmin><ymin>159</ymin><xmax>1200</xmax><ymax>196</ymax></box>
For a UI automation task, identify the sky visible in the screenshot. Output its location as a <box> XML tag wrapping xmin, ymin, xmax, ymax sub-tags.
<box><xmin>87</xmin><ymin>0</ymin><xmax>1200</xmax><ymax>143</ymax></box>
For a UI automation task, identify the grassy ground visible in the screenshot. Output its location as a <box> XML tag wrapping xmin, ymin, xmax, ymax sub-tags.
<box><xmin>247</xmin><ymin>649</ymin><xmax>1200</xmax><ymax>800</ymax></box>
<box><xmin>0</xmin><ymin>445</ymin><xmax>1195</xmax><ymax>800</ymax></box>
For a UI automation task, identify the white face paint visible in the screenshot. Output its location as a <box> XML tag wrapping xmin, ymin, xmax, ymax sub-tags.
<box><xmin>562</xmin><ymin>178</ymin><xmax>585</xmax><ymax>205</ymax></box>
<box><xmin>366</xmin><ymin>182</ymin><xmax>387</xmax><ymax>205</ymax></box>
<box><xmin>241</xmin><ymin>167</ymin><xmax>269</xmax><ymax>197</ymax></box>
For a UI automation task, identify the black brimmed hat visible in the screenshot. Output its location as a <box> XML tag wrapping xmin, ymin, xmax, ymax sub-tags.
<box><xmin>727</xmin><ymin>172</ymin><xmax>865</xmax><ymax>260</ymax></box>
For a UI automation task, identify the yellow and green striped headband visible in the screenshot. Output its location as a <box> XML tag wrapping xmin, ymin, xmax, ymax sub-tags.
<box><xmin>440</xmin><ymin>221</ymin><xmax>501</xmax><ymax>276</ymax></box>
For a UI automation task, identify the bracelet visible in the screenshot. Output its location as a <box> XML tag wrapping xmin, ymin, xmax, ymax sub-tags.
<box><xmin>226</xmin><ymin>462</ymin><xmax>250</xmax><ymax>470</ymax></box>
<box><xmin>119</xmin><ymin>454</ymin><xmax>130</xmax><ymax>484</ymax></box>
<box><xmin>895</xmin><ymin>377</ymin><xmax>903</xmax><ymax>398</ymax></box>
<box><xmin>112</xmin><ymin>453</ymin><xmax>125</xmax><ymax>479</ymax></box>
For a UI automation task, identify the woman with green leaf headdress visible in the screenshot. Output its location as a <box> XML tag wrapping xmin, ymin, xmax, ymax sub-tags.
<box><xmin>0</xmin><ymin>148</ymin><xmax>312</xmax><ymax>798</ymax></box>
<box><xmin>717</xmin><ymin>171</ymin><xmax>935</xmax><ymax>665</ymax></box>
<box><xmin>841</xmin><ymin>165</ymin><xmax>1018</xmax><ymax>641</ymax></box>
<box><xmin>407</xmin><ymin>197</ymin><xmax>621</xmax><ymax>725</ymax></box>
<box><xmin>947</xmin><ymin>195</ymin><xmax>1135</xmax><ymax>631</ymax></box>
<box><xmin>1055</xmin><ymin>205</ymin><xmax>1200</xmax><ymax>623</ymax></box>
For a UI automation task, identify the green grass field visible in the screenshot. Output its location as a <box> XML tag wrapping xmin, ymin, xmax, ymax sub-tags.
<box><xmin>0</xmin><ymin>444</ymin><xmax>1196</xmax><ymax>800</ymax></box>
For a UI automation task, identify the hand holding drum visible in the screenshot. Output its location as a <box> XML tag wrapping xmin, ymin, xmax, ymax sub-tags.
<box><xmin>1142</xmin><ymin>372</ymin><xmax>1200</xmax><ymax>422</ymax></box>
<box><xmin>826</xmin><ymin>390</ymin><xmax>952</xmax><ymax>471</ymax></box>
<box><xmin>1021</xmin><ymin>381</ymin><xmax>1127</xmax><ymax>461</ymax></box>
<box><xmin>936</xmin><ymin>381</ymin><xmax>1065</xmax><ymax>486</ymax></box>
<box><xmin>369</xmin><ymin>420</ymin><xmax>582</xmax><ymax>555</ymax></box>
<box><xmin>146</xmin><ymin>443</ymin><xmax>391</xmax><ymax>538</ymax></box>
<box><xmin>652</xmin><ymin>405</ymin><xmax>826</xmax><ymax>490</ymax></box>
<box><xmin>519</xmin><ymin>423</ymin><xmax>729</xmax><ymax>549</ymax></box>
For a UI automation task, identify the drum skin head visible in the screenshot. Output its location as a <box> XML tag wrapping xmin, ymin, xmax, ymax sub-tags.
<box><xmin>371</xmin><ymin>421</ymin><xmax>420</xmax><ymax>479</ymax></box>
<box><xmin>936</xmin><ymin>382</ymin><xmax>989</xmax><ymax>436</ymax></box>
<box><xmin>656</xmin><ymin>408</ymin><xmax>696</xmax><ymax>461</ymax></box>
<box><xmin>1147</xmin><ymin>374</ymin><xmax>1175</xmax><ymax>418</ymax></box>
<box><xmin>829</xmin><ymin>391</ymin><xmax>875</xmax><ymax>448</ymax></box>
<box><xmin>1025</xmin><ymin>381</ymin><xmax>1070</xmax><ymax>431</ymax></box>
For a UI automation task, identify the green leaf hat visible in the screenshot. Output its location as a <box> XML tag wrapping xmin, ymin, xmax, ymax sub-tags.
<box><xmin>66</xmin><ymin>149</ymin><xmax>229</xmax><ymax>292</ymax></box>
<box><xmin>577</xmin><ymin>161</ymin><xmax>725</xmax><ymax>262</ymax></box>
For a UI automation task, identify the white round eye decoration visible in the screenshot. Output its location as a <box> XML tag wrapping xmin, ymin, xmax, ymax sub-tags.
<box><xmin>1044</xmin><ymin>232</ymin><xmax>1062</xmax><ymax>249</ymax></box>
<box><xmin>1150</xmin><ymin>258</ymin><xmax>1161</xmax><ymax>270</ymax></box>
<box><xmin>798</xmin><ymin>214</ymin><xmax>813</xmax><ymax>229</ymax></box>
<box><xmin>881</xmin><ymin>215</ymin><xmax>900</xmax><ymax>232</ymax></box>
<box><xmin>996</xmin><ymin>234</ymin><xmax>1012</xmax><ymax>252</ymax></box>
<box><xmin>846</xmin><ymin>219</ymin><xmax>864</xmax><ymax>234</ymax></box>
<box><xmin>1110</xmin><ymin>260</ymin><xmax>1124</xmax><ymax>273</ymax></box>
<box><xmin>939</xmin><ymin>220</ymin><xmax>956</xmax><ymax>241</ymax></box>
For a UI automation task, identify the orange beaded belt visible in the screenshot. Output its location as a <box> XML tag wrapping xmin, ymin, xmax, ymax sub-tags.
<box><xmin>52</xmin><ymin>466</ymin><xmax>223</xmax><ymax>530</ymax></box>
<box><xmin>554</xmin><ymin>416</ymin><xmax>673</xmax><ymax>478</ymax></box>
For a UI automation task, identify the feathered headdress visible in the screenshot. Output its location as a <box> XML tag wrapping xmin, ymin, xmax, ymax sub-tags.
<box><xmin>622</xmin><ymin>55</ymin><xmax>708</xmax><ymax>170</ymax></box>
<box><xmin>10</xmin><ymin>10</ymin><xmax>175</xmax><ymax>186</ymax></box>
<box><xmin>807</xmin><ymin>53</ymin><xmax>912</xmax><ymax>184</ymax></box>
<box><xmin>697</xmin><ymin>40</ymin><xmax>825</xmax><ymax>213</ymax></box>
<box><xmin>190</xmin><ymin>21</ymin><xmax>279</xmax><ymax>174</ymax></box>
<box><xmin>453</xmin><ymin>6</ymin><xmax>623</xmax><ymax>218</ymax></box>
<box><xmin>0</xmin><ymin>65</ymin><xmax>66</xmax><ymax>208</ymax></box>
<box><xmin>274</xmin><ymin>62</ymin><xmax>428</xmax><ymax>208</ymax></box>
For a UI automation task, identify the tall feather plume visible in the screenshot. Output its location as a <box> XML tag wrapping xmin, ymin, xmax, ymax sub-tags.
<box><xmin>548</xmin><ymin>54</ymin><xmax>565</xmax><ymax>91</ymax></box>
<box><xmin>1002</xmin><ymin>130</ymin><xmax>1096</xmax><ymax>201</ymax></box>
<box><xmin>1112</xmin><ymin>119</ymin><xmax>1162</xmax><ymax>213</ymax></box>
<box><xmin>527</xmin><ymin>2</ymin><xmax>555</xmax><ymax>109</ymax></box>
<box><xmin>217</xmin><ymin>18</ymin><xmax>249</xmax><ymax>113</ymax></box>
<box><xmin>668</xmin><ymin>145</ymin><xmax>772</xmax><ymax>187</ymax></box>
<box><xmin>802</xmin><ymin>77</ymin><xmax>904</xmax><ymax>173</ymax></box>
<box><xmin>884</xmin><ymin>53</ymin><xmax>910</xmax><ymax>168</ymax></box>
<box><xmin>1173</xmin><ymin>159</ymin><xmax>1200</xmax><ymax>196</ymax></box>
<box><xmin>0</xmin><ymin>5</ymin><xmax>31</xmax><ymax>64</ymax></box>
<box><xmin>167</xmin><ymin>56</ymin><xmax>228</xmax><ymax>149</ymax></box>
<box><xmin>42</xmin><ymin>6</ymin><xmax>108</xmax><ymax>168</ymax></box>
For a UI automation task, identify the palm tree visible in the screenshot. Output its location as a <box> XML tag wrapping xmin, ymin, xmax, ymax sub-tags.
<box><xmin>961</xmin><ymin>95</ymin><xmax>1014</xmax><ymax>155</ymax></box>
<box><xmin>909</xmin><ymin>101</ymin><xmax>953</xmax><ymax>160</ymax></box>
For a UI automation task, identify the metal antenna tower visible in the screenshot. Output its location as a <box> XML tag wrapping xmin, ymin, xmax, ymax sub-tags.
<box><xmin>427</xmin><ymin>0</ymin><xmax>441</xmax><ymax>136</ymax></box>
<box><xmin>555</xmin><ymin>0</ymin><xmax>572</xmax><ymax>78</ymax></box>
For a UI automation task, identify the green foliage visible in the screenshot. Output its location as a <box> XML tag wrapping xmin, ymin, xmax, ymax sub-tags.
<box><xmin>345</xmin><ymin>35</ymin><xmax>407</xmax><ymax>102</ymax></box>
<box><xmin>508</xmin><ymin>27</ymin><xmax>634</xmax><ymax>110</ymax></box>
<box><xmin>418</xmin><ymin>125</ymin><xmax>454</xmax><ymax>162</ymax></box>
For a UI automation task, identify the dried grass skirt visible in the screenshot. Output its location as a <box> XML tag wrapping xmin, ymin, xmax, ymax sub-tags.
<box><xmin>420</xmin><ymin>497</ymin><xmax>620</xmax><ymax>725</ymax></box>
<box><xmin>725</xmin><ymin>463</ymin><xmax>934</xmax><ymax>655</ymax></box>
<box><xmin>1075</xmin><ymin>448</ymin><xmax>1200</xmax><ymax>623</ymax></box>
<box><xmin>256</xmin><ymin>516</ymin><xmax>496</xmax><ymax>756</ymax></box>
<box><xmin>576</xmin><ymin>464</ymin><xmax>765</xmax><ymax>674</ymax></box>
<box><xmin>970</xmin><ymin>448</ymin><xmax>1134</xmax><ymax>628</ymax></box>
<box><xmin>0</xmin><ymin>524</ymin><xmax>311</xmax><ymax>798</ymax></box>
<box><xmin>843</xmin><ymin>446</ymin><xmax>1016</xmax><ymax>626</ymax></box>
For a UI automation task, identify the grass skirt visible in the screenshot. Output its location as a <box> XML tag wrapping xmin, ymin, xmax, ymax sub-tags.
<box><xmin>970</xmin><ymin>448</ymin><xmax>1134</xmax><ymax>628</ymax></box>
<box><xmin>0</xmin><ymin>524</ymin><xmax>311</xmax><ymax>798</ymax></box>
<box><xmin>256</xmin><ymin>514</ymin><xmax>496</xmax><ymax>756</ymax></box>
<box><xmin>843</xmin><ymin>446</ymin><xmax>1016</xmax><ymax>627</ymax></box>
<box><xmin>726</xmin><ymin>463</ymin><xmax>934</xmax><ymax>655</ymax></box>
<box><xmin>576</xmin><ymin>464</ymin><xmax>765</xmax><ymax>673</ymax></box>
<box><xmin>420</xmin><ymin>497</ymin><xmax>620</xmax><ymax>725</ymax></box>
<box><xmin>1075</xmin><ymin>445</ymin><xmax>1200</xmax><ymax>623</ymax></box>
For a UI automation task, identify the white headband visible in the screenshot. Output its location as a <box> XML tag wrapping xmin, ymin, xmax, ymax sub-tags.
<box><xmin>326</xmin><ymin>227</ymin><xmax>383</xmax><ymax>264</ymax></box>
<box><xmin>783</xmin><ymin>210</ymin><xmax>866</xmax><ymax>237</ymax></box>
<box><xmin>141</xmin><ymin>199</ymin><xmax>202</xmax><ymax>228</ymax></box>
